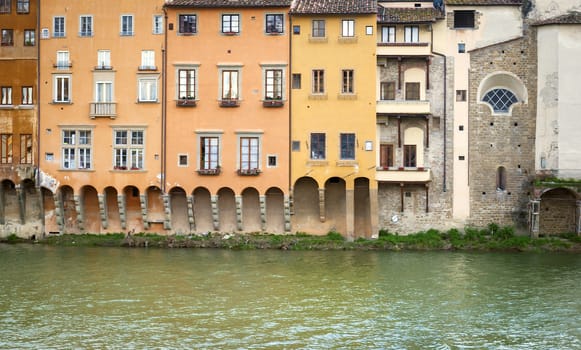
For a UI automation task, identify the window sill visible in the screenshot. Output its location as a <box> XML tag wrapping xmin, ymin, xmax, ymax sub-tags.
<box><xmin>377</xmin><ymin>42</ymin><xmax>429</xmax><ymax>47</ymax></box>
<box><xmin>338</xmin><ymin>36</ymin><xmax>358</xmax><ymax>44</ymax></box>
<box><xmin>51</xmin><ymin>101</ymin><xmax>72</xmax><ymax>104</ymax></box>
<box><xmin>306</xmin><ymin>160</ymin><xmax>328</xmax><ymax>166</ymax></box>
<box><xmin>262</xmin><ymin>100</ymin><xmax>284</xmax><ymax>108</ymax></box>
<box><xmin>176</xmin><ymin>99</ymin><xmax>197</xmax><ymax>107</ymax></box>
<box><xmin>220</xmin><ymin>99</ymin><xmax>240</xmax><ymax>107</ymax></box>
<box><xmin>197</xmin><ymin>168</ymin><xmax>221</xmax><ymax>175</ymax></box>
<box><xmin>111</xmin><ymin>168</ymin><xmax>146</xmax><ymax>172</ymax></box>
<box><xmin>0</xmin><ymin>105</ymin><xmax>14</xmax><ymax>109</ymax></box>
<box><xmin>265</xmin><ymin>32</ymin><xmax>284</xmax><ymax>36</ymax></box>
<box><xmin>338</xmin><ymin>93</ymin><xmax>357</xmax><ymax>100</ymax></box>
<box><xmin>137</xmin><ymin>100</ymin><xmax>159</xmax><ymax>104</ymax></box>
<box><xmin>308</xmin><ymin>36</ymin><xmax>328</xmax><ymax>43</ymax></box>
<box><xmin>308</xmin><ymin>94</ymin><xmax>328</xmax><ymax>100</ymax></box>
<box><xmin>178</xmin><ymin>32</ymin><xmax>197</xmax><ymax>36</ymax></box>
<box><xmin>237</xmin><ymin>169</ymin><xmax>261</xmax><ymax>176</ymax></box>
<box><xmin>222</xmin><ymin>32</ymin><xmax>239</xmax><ymax>36</ymax></box>
<box><xmin>138</xmin><ymin>66</ymin><xmax>158</xmax><ymax>71</ymax></box>
<box><xmin>336</xmin><ymin>160</ymin><xmax>358</xmax><ymax>167</ymax></box>
<box><xmin>59</xmin><ymin>169</ymin><xmax>95</xmax><ymax>172</ymax></box>
<box><xmin>94</xmin><ymin>66</ymin><xmax>113</xmax><ymax>71</ymax></box>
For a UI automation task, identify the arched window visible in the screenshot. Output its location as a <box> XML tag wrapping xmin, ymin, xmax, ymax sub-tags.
<box><xmin>496</xmin><ymin>166</ymin><xmax>507</xmax><ymax>191</ymax></box>
<box><xmin>482</xmin><ymin>88</ymin><xmax>518</xmax><ymax>114</ymax></box>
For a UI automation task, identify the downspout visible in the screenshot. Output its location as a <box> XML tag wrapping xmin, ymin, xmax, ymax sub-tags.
<box><xmin>288</xmin><ymin>12</ymin><xmax>292</xmax><ymax>197</ymax></box>
<box><xmin>35</xmin><ymin>0</ymin><xmax>41</xmax><ymax>188</ymax></box>
<box><xmin>161</xmin><ymin>7</ymin><xmax>168</xmax><ymax>194</ymax></box>
<box><xmin>430</xmin><ymin>23</ymin><xmax>447</xmax><ymax>192</ymax></box>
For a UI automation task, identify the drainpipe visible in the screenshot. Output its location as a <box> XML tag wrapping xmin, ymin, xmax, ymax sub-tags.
<box><xmin>35</xmin><ymin>0</ymin><xmax>41</xmax><ymax>188</ymax></box>
<box><xmin>430</xmin><ymin>23</ymin><xmax>447</xmax><ymax>193</ymax></box>
<box><xmin>288</xmin><ymin>12</ymin><xmax>292</xmax><ymax>196</ymax></box>
<box><xmin>161</xmin><ymin>7</ymin><xmax>168</xmax><ymax>194</ymax></box>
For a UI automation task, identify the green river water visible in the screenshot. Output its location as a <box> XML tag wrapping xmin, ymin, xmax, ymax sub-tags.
<box><xmin>0</xmin><ymin>244</ymin><xmax>580</xmax><ymax>349</ymax></box>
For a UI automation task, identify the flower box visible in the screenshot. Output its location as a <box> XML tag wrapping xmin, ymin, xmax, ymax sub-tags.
<box><xmin>237</xmin><ymin>168</ymin><xmax>261</xmax><ymax>176</ymax></box>
<box><xmin>197</xmin><ymin>168</ymin><xmax>221</xmax><ymax>175</ymax></box>
<box><xmin>263</xmin><ymin>100</ymin><xmax>284</xmax><ymax>108</ymax></box>
<box><xmin>220</xmin><ymin>99</ymin><xmax>239</xmax><ymax>107</ymax></box>
<box><xmin>176</xmin><ymin>99</ymin><xmax>197</xmax><ymax>107</ymax></box>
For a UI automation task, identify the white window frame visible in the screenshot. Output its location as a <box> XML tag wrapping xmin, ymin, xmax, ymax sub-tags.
<box><xmin>140</xmin><ymin>50</ymin><xmax>156</xmax><ymax>70</ymax></box>
<box><xmin>341</xmin><ymin>19</ymin><xmax>355</xmax><ymax>37</ymax></box>
<box><xmin>381</xmin><ymin>26</ymin><xmax>395</xmax><ymax>43</ymax></box>
<box><xmin>1</xmin><ymin>86</ymin><xmax>12</xmax><ymax>105</ymax></box>
<box><xmin>61</xmin><ymin>128</ymin><xmax>93</xmax><ymax>170</ymax></box>
<box><xmin>153</xmin><ymin>15</ymin><xmax>164</xmax><ymax>35</ymax></box>
<box><xmin>53</xmin><ymin>74</ymin><xmax>71</xmax><ymax>103</ymax></box>
<box><xmin>56</xmin><ymin>50</ymin><xmax>70</xmax><ymax>69</ymax></box>
<box><xmin>113</xmin><ymin>129</ymin><xmax>145</xmax><ymax>171</ymax></box>
<box><xmin>197</xmin><ymin>132</ymin><xmax>222</xmax><ymax>171</ymax></box>
<box><xmin>95</xmin><ymin>81</ymin><xmax>113</xmax><ymax>102</ymax></box>
<box><xmin>53</xmin><ymin>16</ymin><xmax>65</xmax><ymax>38</ymax></box>
<box><xmin>404</xmin><ymin>26</ymin><xmax>419</xmax><ymax>43</ymax></box>
<box><xmin>79</xmin><ymin>15</ymin><xmax>93</xmax><ymax>37</ymax></box>
<box><xmin>138</xmin><ymin>75</ymin><xmax>158</xmax><ymax>102</ymax></box>
<box><xmin>221</xmin><ymin>14</ymin><xmax>240</xmax><ymax>34</ymax></box>
<box><xmin>218</xmin><ymin>65</ymin><xmax>242</xmax><ymax>101</ymax></box>
<box><xmin>236</xmin><ymin>132</ymin><xmax>263</xmax><ymax>172</ymax></box>
<box><xmin>97</xmin><ymin>50</ymin><xmax>111</xmax><ymax>69</ymax></box>
<box><xmin>175</xmin><ymin>65</ymin><xmax>199</xmax><ymax>100</ymax></box>
<box><xmin>21</xmin><ymin>86</ymin><xmax>32</xmax><ymax>105</ymax></box>
<box><xmin>261</xmin><ymin>64</ymin><xmax>286</xmax><ymax>101</ymax></box>
<box><xmin>265</xmin><ymin>13</ymin><xmax>284</xmax><ymax>34</ymax></box>
<box><xmin>120</xmin><ymin>14</ymin><xmax>134</xmax><ymax>36</ymax></box>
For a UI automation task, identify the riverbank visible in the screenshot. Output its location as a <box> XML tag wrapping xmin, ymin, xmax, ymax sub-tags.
<box><xmin>2</xmin><ymin>226</ymin><xmax>581</xmax><ymax>252</ymax></box>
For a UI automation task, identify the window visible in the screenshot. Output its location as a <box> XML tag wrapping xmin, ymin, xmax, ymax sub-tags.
<box><xmin>1</xmin><ymin>134</ymin><xmax>12</xmax><ymax>164</ymax></box>
<box><xmin>312</xmin><ymin>20</ymin><xmax>325</xmax><ymax>37</ymax></box>
<box><xmin>366</xmin><ymin>26</ymin><xmax>373</xmax><ymax>35</ymax></box>
<box><xmin>496</xmin><ymin>166</ymin><xmax>507</xmax><ymax>191</ymax></box>
<box><xmin>405</xmin><ymin>82</ymin><xmax>420</xmax><ymax>101</ymax></box>
<box><xmin>53</xmin><ymin>76</ymin><xmax>71</xmax><ymax>103</ymax></box>
<box><xmin>342</xmin><ymin>70</ymin><xmax>354</xmax><ymax>94</ymax></box>
<box><xmin>21</xmin><ymin>86</ymin><xmax>32</xmax><ymax>105</ymax></box>
<box><xmin>153</xmin><ymin>15</ymin><xmax>163</xmax><ymax>34</ymax></box>
<box><xmin>121</xmin><ymin>15</ymin><xmax>133</xmax><ymax>36</ymax></box>
<box><xmin>178</xmin><ymin>69</ymin><xmax>196</xmax><ymax>99</ymax></box>
<box><xmin>222</xmin><ymin>14</ymin><xmax>240</xmax><ymax>34</ymax></box>
<box><xmin>310</xmin><ymin>133</ymin><xmax>325</xmax><ymax>160</ymax></box>
<box><xmin>53</xmin><ymin>16</ymin><xmax>65</xmax><ymax>38</ymax></box>
<box><xmin>456</xmin><ymin>90</ymin><xmax>466</xmax><ymax>102</ymax></box>
<box><xmin>266</xmin><ymin>14</ymin><xmax>283</xmax><ymax>34</ymax></box>
<box><xmin>340</xmin><ymin>133</ymin><xmax>355</xmax><ymax>160</ymax></box>
<box><xmin>265</xmin><ymin>69</ymin><xmax>283</xmax><ymax>100</ymax></box>
<box><xmin>454</xmin><ymin>10</ymin><xmax>475</xmax><ymax>29</ymax></box>
<box><xmin>20</xmin><ymin>134</ymin><xmax>32</xmax><ymax>164</ymax></box>
<box><xmin>16</xmin><ymin>0</ymin><xmax>28</xmax><ymax>13</ymax></box>
<box><xmin>404</xmin><ymin>26</ymin><xmax>419</xmax><ymax>43</ymax></box>
<box><xmin>140</xmin><ymin>50</ymin><xmax>156</xmax><ymax>70</ymax></box>
<box><xmin>291</xmin><ymin>140</ymin><xmax>300</xmax><ymax>152</ymax></box>
<box><xmin>113</xmin><ymin>130</ymin><xmax>144</xmax><ymax>170</ymax></box>
<box><xmin>56</xmin><ymin>51</ymin><xmax>70</xmax><ymax>69</ymax></box>
<box><xmin>381</xmin><ymin>26</ymin><xmax>395</xmax><ymax>43</ymax></box>
<box><xmin>1</xmin><ymin>87</ymin><xmax>11</xmax><ymax>105</ymax></box>
<box><xmin>1</xmin><ymin>29</ymin><xmax>13</xmax><ymax>46</ymax></box>
<box><xmin>179</xmin><ymin>14</ymin><xmax>196</xmax><ymax>34</ymax></box>
<box><xmin>62</xmin><ymin>129</ymin><xmax>92</xmax><ymax>170</ymax></box>
<box><xmin>200</xmin><ymin>136</ymin><xmax>219</xmax><ymax>170</ymax></box>
<box><xmin>178</xmin><ymin>154</ymin><xmax>188</xmax><ymax>167</ymax></box>
<box><xmin>292</xmin><ymin>73</ymin><xmax>301</xmax><ymax>89</ymax></box>
<box><xmin>95</xmin><ymin>82</ymin><xmax>113</xmax><ymax>102</ymax></box>
<box><xmin>79</xmin><ymin>15</ymin><xmax>93</xmax><ymax>37</ymax></box>
<box><xmin>341</xmin><ymin>20</ymin><xmax>355</xmax><ymax>37</ymax></box>
<box><xmin>380</xmin><ymin>144</ymin><xmax>394</xmax><ymax>168</ymax></box>
<box><xmin>380</xmin><ymin>82</ymin><xmax>395</xmax><ymax>100</ymax></box>
<box><xmin>267</xmin><ymin>155</ymin><xmax>277</xmax><ymax>168</ymax></box>
<box><xmin>239</xmin><ymin>137</ymin><xmax>259</xmax><ymax>171</ymax></box>
<box><xmin>293</xmin><ymin>25</ymin><xmax>300</xmax><ymax>35</ymax></box>
<box><xmin>404</xmin><ymin>145</ymin><xmax>416</xmax><ymax>167</ymax></box>
<box><xmin>0</xmin><ymin>0</ymin><xmax>10</xmax><ymax>14</ymax></box>
<box><xmin>458</xmin><ymin>43</ymin><xmax>465</xmax><ymax>53</ymax></box>
<box><xmin>312</xmin><ymin>69</ymin><xmax>324</xmax><ymax>94</ymax></box>
<box><xmin>97</xmin><ymin>50</ymin><xmax>111</xmax><ymax>69</ymax></box>
<box><xmin>221</xmin><ymin>70</ymin><xmax>239</xmax><ymax>100</ymax></box>
<box><xmin>482</xmin><ymin>88</ymin><xmax>518</xmax><ymax>113</ymax></box>
<box><xmin>24</xmin><ymin>29</ymin><xmax>34</xmax><ymax>46</ymax></box>
<box><xmin>138</xmin><ymin>77</ymin><xmax>158</xmax><ymax>102</ymax></box>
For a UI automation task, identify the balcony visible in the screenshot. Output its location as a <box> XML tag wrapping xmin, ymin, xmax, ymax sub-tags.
<box><xmin>377</xmin><ymin>42</ymin><xmax>431</xmax><ymax>57</ymax></box>
<box><xmin>376</xmin><ymin>100</ymin><xmax>430</xmax><ymax>115</ymax></box>
<box><xmin>376</xmin><ymin>167</ymin><xmax>431</xmax><ymax>183</ymax></box>
<box><xmin>90</xmin><ymin>102</ymin><xmax>117</xmax><ymax>119</ymax></box>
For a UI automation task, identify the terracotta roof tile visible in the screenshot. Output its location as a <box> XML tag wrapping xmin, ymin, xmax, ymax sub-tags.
<box><xmin>165</xmin><ymin>0</ymin><xmax>292</xmax><ymax>8</ymax></box>
<box><xmin>290</xmin><ymin>0</ymin><xmax>377</xmax><ymax>15</ymax></box>
<box><xmin>377</xmin><ymin>7</ymin><xmax>444</xmax><ymax>23</ymax></box>
<box><xmin>445</xmin><ymin>0</ymin><xmax>521</xmax><ymax>5</ymax></box>
<box><xmin>533</xmin><ymin>11</ymin><xmax>581</xmax><ymax>26</ymax></box>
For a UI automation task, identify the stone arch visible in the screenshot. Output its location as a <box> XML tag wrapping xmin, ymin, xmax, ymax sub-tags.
<box><xmin>539</xmin><ymin>188</ymin><xmax>577</xmax><ymax>235</ymax></box>
<box><xmin>354</xmin><ymin>177</ymin><xmax>371</xmax><ymax>237</ymax></box>
<box><xmin>123</xmin><ymin>186</ymin><xmax>143</xmax><ymax>233</ymax></box>
<box><xmin>193</xmin><ymin>187</ymin><xmax>212</xmax><ymax>233</ymax></box>
<box><xmin>477</xmin><ymin>71</ymin><xmax>527</xmax><ymax>115</ymax></box>
<box><xmin>325</xmin><ymin>177</ymin><xmax>346</xmax><ymax>235</ymax></box>
<box><xmin>292</xmin><ymin>177</ymin><xmax>320</xmax><ymax>233</ymax></box>
<box><xmin>169</xmin><ymin>187</ymin><xmax>189</xmax><ymax>234</ymax></box>
<box><xmin>403</xmin><ymin>67</ymin><xmax>426</xmax><ymax>100</ymax></box>
<box><xmin>41</xmin><ymin>187</ymin><xmax>59</xmax><ymax>234</ymax></box>
<box><xmin>104</xmin><ymin>186</ymin><xmax>122</xmax><ymax>232</ymax></box>
<box><xmin>242</xmin><ymin>187</ymin><xmax>261</xmax><ymax>232</ymax></box>
<box><xmin>265</xmin><ymin>187</ymin><xmax>285</xmax><ymax>234</ymax></box>
<box><xmin>1</xmin><ymin>180</ymin><xmax>18</xmax><ymax>225</ymax></box>
<box><xmin>403</xmin><ymin>126</ymin><xmax>424</xmax><ymax>167</ymax></box>
<box><xmin>80</xmin><ymin>185</ymin><xmax>100</xmax><ymax>234</ymax></box>
<box><xmin>59</xmin><ymin>185</ymin><xmax>79</xmax><ymax>234</ymax></box>
<box><xmin>147</xmin><ymin>186</ymin><xmax>165</xmax><ymax>232</ymax></box>
<box><xmin>21</xmin><ymin>179</ymin><xmax>39</xmax><ymax>224</ymax></box>
<box><xmin>218</xmin><ymin>187</ymin><xmax>236</xmax><ymax>233</ymax></box>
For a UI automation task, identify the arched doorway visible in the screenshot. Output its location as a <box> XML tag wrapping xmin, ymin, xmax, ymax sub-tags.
<box><xmin>540</xmin><ymin>188</ymin><xmax>577</xmax><ymax>235</ymax></box>
<box><xmin>265</xmin><ymin>187</ymin><xmax>285</xmax><ymax>234</ymax></box>
<box><xmin>325</xmin><ymin>177</ymin><xmax>346</xmax><ymax>235</ymax></box>
<box><xmin>123</xmin><ymin>186</ymin><xmax>143</xmax><ymax>233</ymax></box>
<box><xmin>104</xmin><ymin>186</ymin><xmax>121</xmax><ymax>232</ymax></box>
<box><xmin>1</xmin><ymin>180</ymin><xmax>18</xmax><ymax>225</ymax></box>
<box><xmin>41</xmin><ymin>187</ymin><xmax>59</xmax><ymax>234</ymax></box>
<box><xmin>81</xmin><ymin>186</ymin><xmax>100</xmax><ymax>234</ymax></box>
<box><xmin>354</xmin><ymin>177</ymin><xmax>371</xmax><ymax>237</ymax></box>
<box><xmin>147</xmin><ymin>186</ymin><xmax>165</xmax><ymax>232</ymax></box>
<box><xmin>193</xmin><ymin>187</ymin><xmax>212</xmax><ymax>233</ymax></box>
<box><xmin>59</xmin><ymin>186</ymin><xmax>78</xmax><ymax>234</ymax></box>
<box><xmin>242</xmin><ymin>187</ymin><xmax>261</xmax><ymax>232</ymax></box>
<box><xmin>292</xmin><ymin>177</ymin><xmax>320</xmax><ymax>233</ymax></box>
<box><xmin>169</xmin><ymin>187</ymin><xmax>189</xmax><ymax>234</ymax></box>
<box><xmin>218</xmin><ymin>187</ymin><xmax>236</xmax><ymax>232</ymax></box>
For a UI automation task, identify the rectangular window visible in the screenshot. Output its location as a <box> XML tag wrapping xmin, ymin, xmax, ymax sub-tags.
<box><xmin>53</xmin><ymin>16</ymin><xmax>65</xmax><ymax>37</ymax></box>
<box><xmin>178</xmin><ymin>69</ymin><xmax>196</xmax><ymax>99</ymax></box>
<box><xmin>200</xmin><ymin>136</ymin><xmax>219</xmax><ymax>170</ymax></box>
<box><xmin>310</xmin><ymin>133</ymin><xmax>326</xmax><ymax>160</ymax></box>
<box><xmin>341</xmin><ymin>69</ymin><xmax>354</xmax><ymax>94</ymax></box>
<box><xmin>380</xmin><ymin>82</ymin><xmax>396</xmax><ymax>100</ymax></box>
<box><xmin>178</xmin><ymin>154</ymin><xmax>188</xmax><ymax>167</ymax></box>
<box><xmin>56</xmin><ymin>50</ymin><xmax>70</xmax><ymax>69</ymax></box>
<box><xmin>312</xmin><ymin>69</ymin><xmax>324</xmax><ymax>94</ymax></box>
<box><xmin>179</xmin><ymin>14</ymin><xmax>197</xmax><ymax>34</ymax></box>
<box><xmin>454</xmin><ymin>10</ymin><xmax>475</xmax><ymax>29</ymax></box>
<box><xmin>404</xmin><ymin>26</ymin><xmax>419</xmax><ymax>43</ymax></box>
<box><xmin>312</xmin><ymin>20</ymin><xmax>325</xmax><ymax>37</ymax></box>
<box><xmin>404</xmin><ymin>145</ymin><xmax>417</xmax><ymax>167</ymax></box>
<box><xmin>54</xmin><ymin>76</ymin><xmax>70</xmax><ymax>103</ymax></box>
<box><xmin>381</xmin><ymin>26</ymin><xmax>395</xmax><ymax>43</ymax></box>
<box><xmin>265</xmin><ymin>69</ymin><xmax>283</xmax><ymax>100</ymax></box>
<box><xmin>21</xmin><ymin>86</ymin><xmax>32</xmax><ymax>105</ymax></box>
<box><xmin>380</xmin><ymin>144</ymin><xmax>394</xmax><ymax>168</ymax></box>
<box><xmin>24</xmin><ymin>29</ymin><xmax>34</xmax><ymax>46</ymax></box>
<box><xmin>292</xmin><ymin>73</ymin><xmax>301</xmax><ymax>89</ymax></box>
<box><xmin>456</xmin><ymin>90</ymin><xmax>466</xmax><ymax>102</ymax></box>
<box><xmin>221</xmin><ymin>70</ymin><xmax>239</xmax><ymax>100</ymax></box>
<box><xmin>1</xmin><ymin>134</ymin><xmax>12</xmax><ymax>164</ymax></box>
<box><xmin>405</xmin><ymin>82</ymin><xmax>420</xmax><ymax>101</ymax></box>
<box><xmin>16</xmin><ymin>0</ymin><xmax>28</xmax><ymax>14</ymax></box>
<box><xmin>138</xmin><ymin>77</ymin><xmax>158</xmax><ymax>102</ymax></box>
<box><xmin>1</xmin><ymin>29</ymin><xmax>13</xmax><ymax>46</ymax></box>
<box><xmin>97</xmin><ymin>50</ymin><xmax>111</xmax><ymax>69</ymax></box>
<box><xmin>0</xmin><ymin>0</ymin><xmax>10</xmax><ymax>13</ymax></box>
<box><xmin>341</xmin><ymin>20</ymin><xmax>355</xmax><ymax>37</ymax></box>
<box><xmin>266</xmin><ymin>14</ymin><xmax>283</xmax><ymax>34</ymax></box>
<box><xmin>95</xmin><ymin>81</ymin><xmax>113</xmax><ymax>102</ymax></box>
<box><xmin>121</xmin><ymin>15</ymin><xmax>133</xmax><ymax>36</ymax></box>
<box><xmin>62</xmin><ymin>130</ymin><xmax>92</xmax><ymax>170</ymax></box>
<box><xmin>239</xmin><ymin>137</ymin><xmax>259</xmax><ymax>170</ymax></box>
<box><xmin>114</xmin><ymin>130</ymin><xmax>144</xmax><ymax>170</ymax></box>
<box><xmin>79</xmin><ymin>15</ymin><xmax>93</xmax><ymax>37</ymax></box>
<box><xmin>222</xmin><ymin>14</ymin><xmax>240</xmax><ymax>34</ymax></box>
<box><xmin>340</xmin><ymin>133</ymin><xmax>355</xmax><ymax>160</ymax></box>
<box><xmin>20</xmin><ymin>134</ymin><xmax>32</xmax><ymax>164</ymax></box>
<box><xmin>153</xmin><ymin>15</ymin><xmax>163</xmax><ymax>34</ymax></box>
<box><xmin>458</xmin><ymin>43</ymin><xmax>465</xmax><ymax>53</ymax></box>
<box><xmin>1</xmin><ymin>87</ymin><xmax>12</xmax><ymax>105</ymax></box>
<box><xmin>140</xmin><ymin>50</ymin><xmax>156</xmax><ymax>70</ymax></box>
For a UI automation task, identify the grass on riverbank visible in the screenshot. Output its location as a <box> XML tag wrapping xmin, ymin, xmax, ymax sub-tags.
<box><xmin>2</xmin><ymin>225</ymin><xmax>580</xmax><ymax>252</ymax></box>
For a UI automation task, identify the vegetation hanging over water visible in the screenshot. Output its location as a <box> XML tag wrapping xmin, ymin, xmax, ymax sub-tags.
<box><xmin>2</xmin><ymin>224</ymin><xmax>580</xmax><ymax>252</ymax></box>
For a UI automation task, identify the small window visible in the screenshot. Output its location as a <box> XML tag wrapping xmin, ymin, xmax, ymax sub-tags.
<box><xmin>24</xmin><ymin>29</ymin><xmax>35</xmax><ymax>46</ymax></box>
<box><xmin>16</xmin><ymin>0</ymin><xmax>28</xmax><ymax>14</ymax></box>
<box><xmin>312</xmin><ymin>20</ymin><xmax>325</xmax><ymax>37</ymax></box>
<box><xmin>496</xmin><ymin>166</ymin><xmax>507</xmax><ymax>191</ymax></box>
<box><xmin>380</xmin><ymin>82</ymin><xmax>395</xmax><ymax>100</ymax></box>
<box><xmin>0</xmin><ymin>0</ymin><xmax>10</xmax><ymax>14</ymax></box>
<box><xmin>341</xmin><ymin>70</ymin><xmax>354</xmax><ymax>94</ymax></box>
<box><xmin>291</xmin><ymin>140</ymin><xmax>300</xmax><ymax>151</ymax></box>
<box><xmin>178</xmin><ymin>154</ymin><xmax>188</xmax><ymax>167</ymax></box>
<box><xmin>312</xmin><ymin>69</ymin><xmax>324</xmax><ymax>94</ymax></box>
<box><xmin>138</xmin><ymin>77</ymin><xmax>158</xmax><ymax>102</ymax></box>
<box><xmin>265</xmin><ymin>14</ymin><xmax>283</xmax><ymax>34</ymax></box>
<box><xmin>267</xmin><ymin>155</ymin><xmax>277</xmax><ymax>168</ymax></box>
<box><xmin>404</xmin><ymin>26</ymin><xmax>419</xmax><ymax>43</ymax></box>
<box><xmin>56</xmin><ymin>50</ymin><xmax>70</xmax><ymax>69</ymax></box>
<box><xmin>153</xmin><ymin>15</ymin><xmax>163</xmax><ymax>34</ymax></box>
<box><xmin>341</xmin><ymin>20</ymin><xmax>354</xmax><ymax>37</ymax></box>
<box><xmin>458</xmin><ymin>43</ymin><xmax>465</xmax><ymax>53</ymax></box>
<box><xmin>120</xmin><ymin>15</ymin><xmax>134</xmax><ymax>36</ymax></box>
<box><xmin>292</xmin><ymin>73</ymin><xmax>301</xmax><ymax>89</ymax></box>
<box><xmin>222</xmin><ymin>14</ymin><xmax>240</xmax><ymax>34</ymax></box>
<box><xmin>140</xmin><ymin>50</ymin><xmax>156</xmax><ymax>70</ymax></box>
<box><xmin>404</xmin><ymin>145</ymin><xmax>417</xmax><ymax>167</ymax></box>
<box><xmin>365</xmin><ymin>26</ymin><xmax>373</xmax><ymax>35</ymax></box>
<box><xmin>1</xmin><ymin>87</ymin><xmax>12</xmax><ymax>105</ymax></box>
<box><xmin>379</xmin><ymin>144</ymin><xmax>393</xmax><ymax>168</ymax></box>
<box><xmin>310</xmin><ymin>133</ymin><xmax>325</xmax><ymax>160</ymax></box>
<box><xmin>454</xmin><ymin>10</ymin><xmax>475</xmax><ymax>29</ymax></box>
<box><xmin>293</xmin><ymin>25</ymin><xmax>300</xmax><ymax>35</ymax></box>
<box><xmin>482</xmin><ymin>88</ymin><xmax>518</xmax><ymax>113</ymax></box>
<box><xmin>53</xmin><ymin>16</ymin><xmax>65</xmax><ymax>37</ymax></box>
<box><xmin>53</xmin><ymin>75</ymin><xmax>71</xmax><ymax>103</ymax></box>
<box><xmin>456</xmin><ymin>90</ymin><xmax>466</xmax><ymax>102</ymax></box>
<box><xmin>381</xmin><ymin>26</ymin><xmax>395</xmax><ymax>43</ymax></box>
<box><xmin>1</xmin><ymin>29</ymin><xmax>13</xmax><ymax>46</ymax></box>
<box><xmin>405</xmin><ymin>82</ymin><xmax>420</xmax><ymax>101</ymax></box>
<box><xmin>97</xmin><ymin>50</ymin><xmax>111</xmax><ymax>69</ymax></box>
<box><xmin>21</xmin><ymin>86</ymin><xmax>32</xmax><ymax>105</ymax></box>
<box><xmin>79</xmin><ymin>15</ymin><xmax>93</xmax><ymax>37</ymax></box>
<box><xmin>179</xmin><ymin>14</ymin><xmax>197</xmax><ymax>34</ymax></box>
<box><xmin>340</xmin><ymin>133</ymin><xmax>355</xmax><ymax>160</ymax></box>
